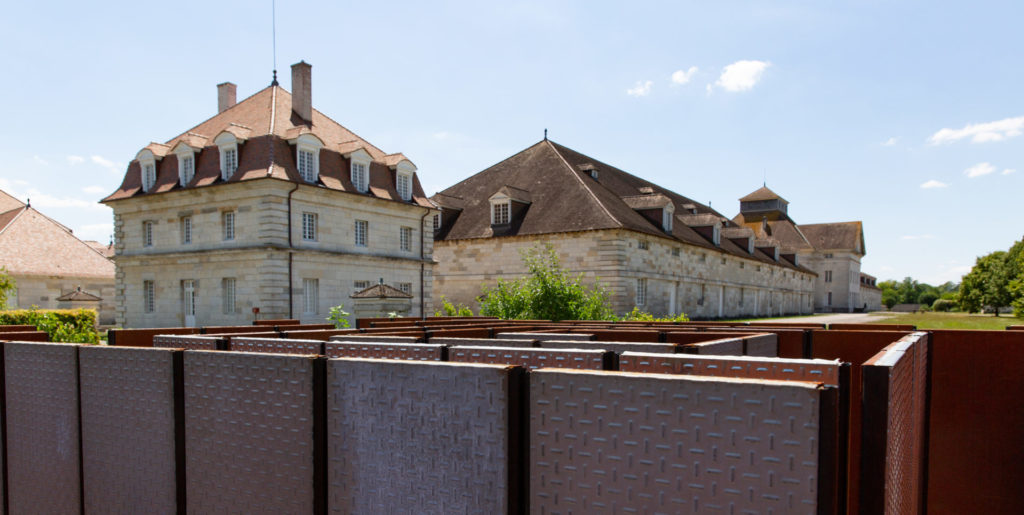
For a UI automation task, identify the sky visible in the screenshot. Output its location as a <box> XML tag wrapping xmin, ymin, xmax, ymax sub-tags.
<box><xmin>0</xmin><ymin>0</ymin><xmax>1021</xmax><ymax>285</ymax></box>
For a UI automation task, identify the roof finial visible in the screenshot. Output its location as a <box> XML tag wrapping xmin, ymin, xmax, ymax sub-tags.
<box><xmin>26</xmin><ymin>197</ymin><xmax>30</xmax><ymax>207</ymax></box>
<box><xmin>544</xmin><ymin>128</ymin><xmax>548</xmax><ymax>140</ymax></box>
<box><xmin>270</xmin><ymin>0</ymin><xmax>278</xmax><ymax>85</ymax></box>
<box><xmin>272</xmin><ymin>69</ymin><xmax>278</xmax><ymax>86</ymax></box>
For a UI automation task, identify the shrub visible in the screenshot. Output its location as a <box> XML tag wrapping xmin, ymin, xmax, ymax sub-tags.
<box><xmin>618</xmin><ymin>306</ymin><xmax>690</xmax><ymax>323</ymax></box>
<box><xmin>932</xmin><ymin>298</ymin><xmax>957</xmax><ymax>312</ymax></box>
<box><xmin>326</xmin><ymin>304</ymin><xmax>351</xmax><ymax>329</ymax></box>
<box><xmin>0</xmin><ymin>307</ymin><xmax>98</xmax><ymax>343</ymax></box>
<box><xmin>434</xmin><ymin>296</ymin><xmax>475</xmax><ymax>317</ymax></box>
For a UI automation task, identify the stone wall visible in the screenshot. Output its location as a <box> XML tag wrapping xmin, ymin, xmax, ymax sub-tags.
<box><xmin>10</xmin><ymin>274</ymin><xmax>115</xmax><ymax>325</ymax></box>
<box><xmin>800</xmin><ymin>251</ymin><xmax>862</xmax><ymax>312</ymax></box>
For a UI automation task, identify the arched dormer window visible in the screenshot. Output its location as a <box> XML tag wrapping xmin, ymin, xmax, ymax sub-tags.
<box><xmin>292</xmin><ymin>133</ymin><xmax>324</xmax><ymax>184</ymax></box>
<box><xmin>214</xmin><ymin>131</ymin><xmax>240</xmax><ymax>181</ymax></box>
<box><xmin>348</xmin><ymin>148</ymin><xmax>372</xmax><ymax>193</ymax></box>
<box><xmin>136</xmin><ymin>149</ymin><xmax>158</xmax><ymax>193</ymax></box>
<box><xmin>171</xmin><ymin>142</ymin><xmax>198</xmax><ymax>187</ymax></box>
<box><xmin>662</xmin><ymin>203</ymin><xmax>675</xmax><ymax>232</ymax></box>
<box><xmin>395</xmin><ymin>161</ymin><xmax>416</xmax><ymax>201</ymax></box>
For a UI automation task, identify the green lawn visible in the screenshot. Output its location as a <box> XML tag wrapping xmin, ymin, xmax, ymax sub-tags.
<box><xmin>869</xmin><ymin>312</ymin><xmax>1023</xmax><ymax>330</ymax></box>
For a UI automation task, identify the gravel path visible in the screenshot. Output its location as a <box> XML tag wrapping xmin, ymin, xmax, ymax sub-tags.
<box><xmin>749</xmin><ymin>312</ymin><xmax>896</xmax><ymax>325</ymax></box>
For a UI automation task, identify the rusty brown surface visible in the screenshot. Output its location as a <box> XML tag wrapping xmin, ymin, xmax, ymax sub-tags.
<box><xmin>0</xmin><ymin>331</ymin><xmax>48</xmax><ymax>342</ymax></box>
<box><xmin>228</xmin><ymin>337</ymin><xmax>323</xmax><ymax>355</ymax></box>
<box><xmin>540</xmin><ymin>340</ymin><xmax>679</xmax><ymax>354</ymax></box>
<box><xmin>665</xmin><ymin>331</ymin><xmax>757</xmax><ymax>344</ymax></box>
<box><xmin>184</xmin><ymin>351</ymin><xmax>322</xmax><ymax>513</ymax></box>
<box><xmin>153</xmin><ymin>334</ymin><xmax>222</xmax><ymax>350</ymax></box>
<box><xmin>744</xmin><ymin>333</ymin><xmax>778</xmax><ymax>356</ymax></box>
<box><xmin>448</xmin><ymin>346</ymin><xmax>611</xmax><ymax>370</ymax></box>
<box><xmin>829</xmin><ymin>323</ymin><xmax>917</xmax><ymax>331</ymax></box>
<box><xmin>3</xmin><ymin>342</ymin><xmax>81</xmax><ymax>514</ymax></box>
<box><xmin>569</xmin><ymin>328</ymin><xmax>662</xmax><ymax>342</ymax></box>
<box><xmin>327</xmin><ymin>359</ymin><xmax>521</xmax><ymax>513</ymax></box>
<box><xmin>327</xmin><ymin>334</ymin><xmax>424</xmax><ymax>343</ymax></box>
<box><xmin>682</xmin><ymin>337</ymin><xmax>744</xmax><ymax>355</ymax></box>
<box><xmin>428</xmin><ymin>337</ymin><xmax>538</xmax><ymax>348</ymax></box>
<box><xmin>108</xmin><ymin>327</ymin><xmax>200</xmax><ymax>347</ymax></box>
<box><xmin>79</xmin><ymin>346</ymin><xmax>183</xmax><ymax>514</ymax></box>
<box><xmin>619</xmin><ymin>351</ymin><xmax>842</xmax><ymax>385</ymax></box>
<box><xmin>499</xmin><ymin>332</ymin><xmax>592</xmax><ymax>342</ymax></box>
<box><xmin>324</xmin><ymin>342</ymin><xmax>445</xmax><ymax>360</ymax></box>
<box><xmin>529</xmin><ymin>369</ymin><xmax>838</xmax><ymax>513</ymax></box>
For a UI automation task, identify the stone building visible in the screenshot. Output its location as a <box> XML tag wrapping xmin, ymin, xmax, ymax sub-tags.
<box><xmin>732</xmin><ymin>186</ymin><xmax>874</xmax><ymax>312</ymax></box>
<box><xmin>0</xmin><ymin>190</ymin><xmax>115</xmax><ymax>324</ymax></box>
<box><xmin>102</xmin><ymin>62</ymin><xmax>437</xmax><ymax>328</ymax></box>
<box><xmin>859</xmin><ymin>273</ymin><xmax>883</xmax><ymax>311</ymax></box>
<box><xmin>431</xmin><ymin>140</ymin><xmax>817</xmax><ymax>318</ymax></box>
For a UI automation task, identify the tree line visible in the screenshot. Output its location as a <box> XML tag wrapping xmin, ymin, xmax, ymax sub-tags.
<box><xmin>878</xmin><ymin>278</ymin><xmax>959</xmax><ymax>311</ymax></box>
<box><xmin>958</xmin><ymin>238</ymin><xmax>1023</xmax><ymax>317</ymax></box>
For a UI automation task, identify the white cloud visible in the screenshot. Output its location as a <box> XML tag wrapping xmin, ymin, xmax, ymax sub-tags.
<box><xmin>90</xmin><ymin>155</ymin><xmax>124</xmax><ymax>173</ymax></box>
<box><xmin>1003</xmin><ymin>168</ymin><xmax>1016</xmax><ymax>175</ymax></box>
<box><xmin>82</xmin><ymin>185</ymin><xmax>106</xmax><ymax>195</ymax></box>
<box><xmin>964</xmin><ymin>162</ymin><xmax>996</xmax><ymax>178</ymax></box>
<box><xmin>32</xmin><ymin>155</ymin><xmax>49</xmax><ymax>166</ymax></box>
<box><xmin>920</xmin><ymin>180</ymin><xmax>949</xmax><ymax>189</ymax></box>
<box><xmin>67</xmin><ymin>155</ymin><xmax>85</xmax><ymax>165</ymax></box>
<box><xmin>715</xmin><ymin>60</ymin><xmax>770</xmax><ymax>92</ymax></box>
<box><xmin>0</xmin><ymin>178</ymin><xmax>107</xmax><ymax>212</ymax></box>
<box><xmin>901</xmin><ymin>234</ymin><xmax>935</xmax><ymax>240</ymax></box>
<box><xmin>77</xmin><ymin>223</ymin><xmax>113</xmax><ymax>242</ymax></box>
<box><xmin>929</xmin><ymin>115</ymin><xmax>1024</xmax><ymax>144</ymax></box>
<box><xmin>626</xmin><ymin>80</ymin><xmax>653</xmax><ymax>97</ymax></box>
<box><xmin>671</xmin><ymin>67</ymin><xmax>699</xmax><ymax>85</ymax></box>
<box><xmin>882</xmin><ymin>137</ymin><xmax>898</xmax><ymax>146</ymax></box>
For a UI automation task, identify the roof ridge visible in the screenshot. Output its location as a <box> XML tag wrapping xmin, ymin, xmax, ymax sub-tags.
<box><xmin>309</xmin><ymin>103</ymin><xmax>388</xmax><ymax>158</ymax></box>
<box><xmin>544</xmin><ymin>140</ymin><xmax>621</xmax><ymax>228</ymax></box>
<box><xmin>166</xmin><ymin>85</ymin><xmax>275</xmax><ymax>146</ymax></box>
<box><xmin>436</xmin><ymin>140</ymin><xmax>550</xmax><ymax>196</ymax></box>
<box><xmin>0</xmin><ymin>205</ymin><xmax>28</xmax><ymax>236</ymax></box>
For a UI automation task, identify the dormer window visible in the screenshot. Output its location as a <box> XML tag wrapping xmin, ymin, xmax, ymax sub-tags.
<box><xmin>214</xmin><ymin>132</ymin><xmax>240</xmax><ymax>181</ymax></box>
<box><xmin>396</xmin><ymin>169</ymin><xmax>412</xmax><ymax>201</ymax></box>
<box><xmin>492</xmin><ymin>201</ymin><xmax>510</xmax><ymax>224</ymax></box>
<box><xmin>291</xmin><ymin>133</ymin><xmax>324</xmax><ymax>184</ymax></box>
<box><xmin>142</xmin><ymin>163</ymin><xmax>156</xmax><ymax>192</ymax></box>
<box><xmin>298</xmin><ymin>150</ymin><xmax>317</xmax><ymax>182</ymax></box>
<box><xmin>488</xmin><ymin>186</ymin><xmax>531</xmax><ymax>228</ymax></box>
<box><xmin>346</xmin><ymin>148</ymin><xmax>373</xmax><ymax>193</ymax></box>
<box><xmin>179</xmin><ymin>155</ymin><xmax>194</xmax><ymax>186</ymax></box>
<box><xmin>712</xmin><ymin>225</ymin><xmax>721</xmax><ymax>246</ymax></box>
<box><xmin>662</xmin><ymin>203</ymin><xmax>675</xmax><ymax>232</ymax></box>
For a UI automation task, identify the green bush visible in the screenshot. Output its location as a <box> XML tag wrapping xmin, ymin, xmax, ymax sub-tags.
<box><xmin>0</xmin><ymin>307</ymin><xmax>98</xmax><ymax>343</ymax></box>
<box><xmin>326</xmin><ymin>304</ymin><xmax>352</xmax><ymax>328</ymax></box>
<box><xmin>434</xmin><ymin>296</ymin><xmax>475</xmax><ymax>317</ymax></box>
<box><xmin>618</xmin><ymin>307</ymin><xmax>690</xmax><ymax>323</ymax></box>
<box><xmin>932</xmin><ymin>299</ymin><xmax>957</xmax><ymax>312</ymax></box>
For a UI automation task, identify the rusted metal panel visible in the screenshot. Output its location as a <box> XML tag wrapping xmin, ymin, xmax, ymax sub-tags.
<box><xmin>228</xmin><ymin>337</ymin><xmax>323</xmax><ymax>355</ymax></box>
<box><xmin>619</xmin><ymin>352</ymin><xmax>843</xmax><ymax>385</ymax></box>
<box><xmin>743</xmin><ymin>333</ymin><xmax>778</xmax><ymax>356</ymax></box>
<box><xmin>327</xmin><ymin>359</ymin><xmax>523</xmax><ymax>514</ymax></box>
<box><xmin>530</xmin><ymin>369</ymin><xmax>839</xmax><ymax>513</ymax></box>
<box><xmin>428</xmin><ymin>337</ymin><xmax>538</xmax><ymax>348</ymax></box>
<box><xmin>324</xmin><ymin>342</ymin><xmax>445</xmax><ymax>361</ymax></box>
<box><xmin>448</xmin><ymin>345</ymin><xmax>612</xmax><ymax>370</ymax></box>
<box><xmin>153</xmin><ymin>334</ymin><xmax>223</xmax><ymax>350</ymax></box>
<box><xmin>682</xmin><ymin>337</ymin><xmax>744</xmax><ymax>355</ymax></box>
<box><xmin>540</xmin><ymin>339</ymin><xmax>679</xmax><ymax>354</ymax></box>
<box><xmin>3</xmin><ymin>342</ymin><xmax>82</xmax><ymax>514</ymax></box>
<box><xmin>327</xmin><ymin>334</ymin><xmax>424</xmax><ymax>343</ymax></box>
<box><xmin>500</xmin><ymin>332</ymin><xmax>594</xmax><ymax>342</ymax></box>
<box><xmin>79</xmin><ymin>346</ymin><xmax>183</xmax><ymax>514</ymax></box>
<box><xmin>184</xmin><ymin>351</ymin><xmax>324</xmax><ymax>514</ymax></box>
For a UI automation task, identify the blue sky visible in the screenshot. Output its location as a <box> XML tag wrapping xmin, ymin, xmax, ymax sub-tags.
<box><xmin>1</xmin><ymin>1</ymin><xmax>1021</xmax><ymax>285</ymax></box>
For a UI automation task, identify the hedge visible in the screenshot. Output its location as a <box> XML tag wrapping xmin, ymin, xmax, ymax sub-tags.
<box><xmin>0</xmin><ymin>308</ymin><xmax>99</xmax><ymax>344</ymax></box>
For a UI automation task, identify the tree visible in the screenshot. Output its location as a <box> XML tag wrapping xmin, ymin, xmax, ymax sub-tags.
<box><xmin>959</xmin><ymin>251</ymin><xmax>1014</xmax><ymax>316</ymax></box>
<box><xmin>1007</xmin><ymin>239</ymin><xmax>1024</xmax><ymax>317</ymax></box>
<box><xmin>0</xmin><ymin>267</ymin><xmax>16</xmax><ymax>309</ymax></box>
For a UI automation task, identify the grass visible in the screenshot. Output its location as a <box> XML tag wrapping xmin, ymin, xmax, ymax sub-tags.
<box><xmin>869</xmin><ymin>311</ymin><xmax>1024</xmax><ymax>330</ymax></box>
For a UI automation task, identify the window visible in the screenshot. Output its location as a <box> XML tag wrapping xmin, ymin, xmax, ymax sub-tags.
<box><xmin>298</xmin><ymin>149</ymin><xmax>317</xmax><ymax>182</ymax></box>
<box><xmin>825</xmin><ymin>270</ymin><xmax>833</xmax><ymax>283</ymax></box>
<box><xmin>143</xmin><ymin>280</ymin><xmax>155</xmax><ymax>313</ymax></box>
<box><xmin>221</xmin><ymin>278</ymin><xmax>236</xmax><ymax>314</ymax></box>
<box><xmin>400</xmin><ymin>226</ymin><xmax>412</xmax><ymax>252</ymax></box>
<box><xmin>672</xmin><ymin>247</ymin><xmax>680</xmax><ymax>257</ymax></box>
<box><xmin>354</xmin><ymin>280</ymin><xmax>370</xmax><ymax>290</ymax></box>
<box><xmin>432</xmin><ymin>213</ymin><xmax>441</xmax><ymax>231</ymax></box>
<box><xmin>142</xmin><ymin>163</ymin><xmax>157</xmax><ymax>192</ymax></box>
<box><xmin>355</xmin><ymin>220</ymin><xmax>368</xmax><ymax>247</ymax></box>
<box><xmin>222</xmin><ymin>147</ymin><xmax>238</xmax><ymax>180</ymax></box>
<box><xmin>179</xmin><ymin>155</ymin><xmax>195</xmax><ymax>186</ymax></box>
<box><xmin>700</xmin><ymin>253</ymin><xmax>707</xmax><ymax>263</ymax></box>
<box><xmin>638</xmin><ymin>241</ymin><xmax>650</xmax><ymax>250</ymax></box>
<box><xmin>142</xmin><ymin>221</ymin><xmax>154</xmax><ymax>247</ymax></box>
<box><xmin>662</xmin><ymin>208</ymin><xmax>673</xmax><ymax>232</ymax></box>
<box><xmin>740</xmin><ymin>262</ymin><xmax>745</xmax><ymax>269</ymax></box>
<box><xmin>492</xmin><ymin>202</ymin><xmax>509</xmax><ymax>225</ymax></box>
<box><xmin>351</xmin><ymin>162</ymin><xmax>368</xmax><ymax>192</ymax></box>
<box><xmin>824</xmin><ymin>253</ymin><xmax>834</xmax><ymax>259</ymax></box>
<box><xmin>635</xmin><ymin>278</ymin><xmax>647</xmax><ymax>306</ymax></box>
<box><xmin>181</xmin><ymin>216</ymin><xmax>192</xmax><ymax>244</ymax></box>
<box><xmin>827</xmin><ymin>291</ymin><xmax>833</xmax><ymax>306</ymax></box>
<box><xmin>222</xmin><ymin>211</ymin><xmax>235</xmax><ymax>241</ymax></box>
<box><xmin>721</xmin><ymin>257</ymin><xmax>727</xmax><ymax>265</ymax></box>
<box><xmin>739</xmin><ymin>288</ymin><xmax>745</xmax><ymax>306</ymax></box>
<box><xmin>396</xmin><ymin>171</ymin><xmax>412</xmax><ymax>201</ymax></box>
<box><xmin>399</xmin><ymin>282</ymin><xmax>412</xmax><ymax>295</ymax></box>
<box><xmin>698</xmin><ymin>284</ymin><xmax>706</xmax><ymax>306</ymax></box>
<box><xmin>303</xmin><ymin>278</ymin><xmax>318</xmax><ymax>314</ymax></box>
<box><xmin>302</xmin><ymin>212</ymin><xmax>317</xmax><ymax>241</ymax></box>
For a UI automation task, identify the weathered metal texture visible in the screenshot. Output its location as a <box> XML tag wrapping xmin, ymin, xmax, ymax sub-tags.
<box><xmin>743</xmin><ymin>333</ymin><xmax>778</xmax><ymax>357</ymax></box>
<box><xmin>530</xmin><ymin>369</ymin><xmax>839</xmax><ymax>513</ymax></box>
<box><xmin>324</xmin><ymin>342</ymin><xmax>445</xmax><ymax>360</ymax></box>
<box><xmin>228</xmin><ymin>337</ymin><xmax>324</xmax><ymax>355</ymax></box>
<box><xmin>500</xmin><ymin>332</ymin><xmax>594</xmax><ymax>342</ymax></box>
<box><xmin>666</xmin><ymin>331</ymin><xmax>757</xmax><ymax>345</ymax></box>
<box><xmin>682</xmin><ymin>337</ymin><xmax>745</xmax><ymax>355</ymax></box>
<box><xmin>3</xmin><ymin>342</ymin><xmax>82</xmax><ymax>514</ymax></box>
<box><xmin>153</xmin><ymin>334</ymin><xmax>222</xmax><ymax>350</ymax></box>
<box><xmin>184</xmin><ymin>351</ymin><xmax>323</xmax><ymax>514</ymax></box>
<box><xmin>449</xmin><ymin>345</ymin><xmax>611</xmax><ymax>370</ymax></box>
<box><xmin>619</xmin><ymin>352</ymin><xmax>843</xmax><ymax>385</ymax></box>
<box><xmin>860</xmin><ymin>332</ymin><xmax>928</xmax><ymax>515</ymax></box>
<box><xmin>540</xmin><ymin>339</ymin><xmax>679</xmax><ymax>354</ymax></box>
<box><xmin>108</xmin><ymin>327</ymin><xmax>200</xmax><ymax>347</ymax></box>
<box><xmin>327</xmin><ymin>359</ymin><xmax>522</xmax><ymax>514</ymax></box>
<box><xmin>428</xmin><ymin>337</ymin><xmax>538</xmax><ymax>348</ymax></box>
<box><xmin>570</xmin><ymin>329</ymin><xmax>662</xmax><ymax>342</ymax></box>
<box><xmin>327</xmin><ymin>334</ymin><xmax>423</xmax><ymax>343</ymax></box>
<box><xmin>79</xmin><ymin>346</ymin><xmax>183</xmax><ymax>514</ymax></box>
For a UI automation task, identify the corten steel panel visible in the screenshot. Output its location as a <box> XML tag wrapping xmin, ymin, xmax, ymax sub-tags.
<box><xmin>79</xmin><ymin>346</ymin><xmax>184</xmax><ymax>515</ymax></box>
<box><xmin>666</xmin><ymin>331</ymin><xmax>759</xmax><ymax>345</ymax></box>
<box><xmin>200</xmin><ymin>325</ymin><xmax>274</xmax><ymax>334</ymax></box>
<box><xmin>829</xmin><ymin>323</ymin><xmax>916</xmax><ymax>331</ymax></box>
<box><xmin>569</xmin><ymin>329</ymin><xmax>662</xmax><ymax>342</ymax></box>
<box><xmin>324</xmin><ymin>342</ymin><xmax>445</xmax><ymax>361</ymax></box>
<box><xmin>619</xmin><ymin>352</ymin><xmax>843</xmax><ymax>385</ymax></box>
<box><xmin>704</xmin><ymin>327</ymin><xmax>808</xmax><ymax>359</ymax></box>
<box><xmin>184</xmin><ymin>351</ymin><xmax>324</xmax><ymax>514</ymax></box>
<box><xmin>743</xmin><ymin>333</ymin><xmax>778</xmax><ymax>357</ymax></box>
<box><xmin>327</xmin><ymin>359</ymin><xmax>522</xmax><ymax>514</ymax></box>
<box><xmin>3</xmin><ymin>342</ymin><xmax>81</xmax><ymax>514</ymax></box>
<box><xmin>282</xmin><ymin>329</ymin><xmax>359</xmax><ymax>341</ymax></box>
<box><xmin>0</xmin><ymin>325</ymin><xmax>37</xmax><ymax>332</ymax></box>
<box><xmin>426</xmin><ymin>327</ymin><xmax>491</xmax><ymax>339</ymax></box>
<box><xmin>428</xmin><ymin>337</ymin><xmax>538</xmax><ymax>348</ymax></box>
<box><xmin>448</xmin><ymin>346</ymin><xmax>611</xmax><ymax>370</ymax></box>
<box><xmin>530</xmin><ymin>369</ymin><xmax>840</xmax><ymax>513</ymax></box>
<box><xmin>253</xmin><ymin>318</ymin><xmax>299</xmax><ymax>326</ymax></box>
<box><xmin>108</xmin><ymin>327</ymin><xmax>199</xmax><ymax>347</ymax></box>
<box><xmin>682</xmin><ymin>337</ymin><xmax>744</xmax><ymax>355</ymax></box>
<box><xmin>228</xmin><ymin>337</ymin><xmax>324</xmax><ymax>355</ymax></box>
<box><xmin>1007</xmin><ymin>325</ymin><xmax>1024</xmax><ymax>330</ymax></box>
<box><xmin>0</xmin><ymin>331</ymin><xmax>48</xmax><ymax>342</ymax></box>
<box><xmin>540</xmin><ymin>340</ymin><xmax>680</xmax><ymax>354</ymax></box>
<box><xmin>153</xmin><ymin>334</ymin><xmax>223</xmax><ymax>350</ymax></box>
<box><xmin>499</xmin><ymin>332</ymin><xmax>593</xmax><ymax>342</ymax></box>
<box><xmin>327</xmin><ymin>335</ymin><xmax>423</xmax><ymax>343</ymax></box>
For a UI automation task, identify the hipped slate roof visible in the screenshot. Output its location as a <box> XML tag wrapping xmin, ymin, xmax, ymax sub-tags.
<box><xmin>0</xmin><ymin>195</ymin><xmax>115</xmax><ymax>279</ymax></box>
<box><xmin>102</xmin><ymin>85</ymin><xmax>433</xmax><ymax>208</ymax></box>
<box><xmin>432</xmin><ymin>140</ymin><xmax>812</xmax><ymax>272</ymax></box>
<box><xmin>739</xmin><ymin>186</ymin><xmax>788</xmax><ymax>203</ymax></box>
<box><xmin>732</xmin><ymin>185</ymin><xmax>865</xmax><ymax>255</ymax></box>
<box><xmin>799</xmin><ymin>222</ymin><xmax>865</xmax><ymax>253</ymax></box>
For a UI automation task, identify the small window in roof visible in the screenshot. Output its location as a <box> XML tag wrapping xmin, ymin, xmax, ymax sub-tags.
<box><xmin>351</xmin><ymin>162</ymin><xmax>369</xmax><ymax>192</ymax></box>
<box><xmin>298</xmin><ymin>150</ymin><xmax>317</xmax><ymax>182</ymax></box>
<box><xmin>142</xmin><ymin>163</ymin><xmax>156</xmax><ymax>192</ymax></box>
<box><xmin>492</xmin><ymin>202</ymin><xmax>509</xmax><ymax>225</ymax></box>
<box><xmin>396</xmin><ymin>170</ymin><xmax>412</xmax><ymax>201</ymax></box>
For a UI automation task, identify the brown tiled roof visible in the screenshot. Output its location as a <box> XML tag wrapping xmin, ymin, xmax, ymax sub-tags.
<box><xmin>0</xmin><ymin>204</ymin><xmax>115</xmax><ymax>279</ymax></box>
<box><xmin>102</xmin><ymin>85</ymin><xmax>431</xmax><ymax>209</ymax></box>
<box><xmin>0</xmin><ymin>190</ymin><xmax>24</xmax><ymax>213</ymax></box>
<box><xmin>84</xmin><ymin>240</ymin><xmax>115</xmax><ymax>259</ymax></box>
<box><xmin>350</xmin><ymin>283</ymin><xmax>413</xmax><ymax>299</ymax></box>
<box><xmin>621</xmin><ymin>193</ymin><xmax>671</xmax><ymax>210</ymax></box>
<box><xmin>677</xmin><ymin>213</ymin><xmax>723</xmax><ymax>227</ymax></box>
<box><xmin>739</xmin><ymin>186</ymin><xmax>788</xmax><ymax>203</ymax></box>
<box><xmin>799</xmin><ymin>222</ymin><xmax>864</xmax><ymax>253</ymax></box>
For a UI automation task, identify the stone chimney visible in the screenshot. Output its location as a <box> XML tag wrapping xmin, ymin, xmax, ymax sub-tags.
<box><xmin>217</xmin><ymin>82</ymin><xmax>237</xmax><ymax>113</ymax></box>
<box><xmin>291</xmin><ymin>61</ymin><xmax>312</xmax><ymax>122</ymax></box>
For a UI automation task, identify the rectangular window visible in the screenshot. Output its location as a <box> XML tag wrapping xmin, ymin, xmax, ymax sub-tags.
<box><xmin>827</xmin><ymin>291</ymin><xmax>833</xmax><ymax>306</ymax></box>
<box><xmin>302</xmin><ymin>212</ymin><xmax>317</xmax><ymax>241</ymax></box>
<box><xmin>355</xmin><ymin>220</ymin><xmax>368</xmax><ymax>247</ymax></box>
<box><xmin>303</xmin><ymin>278</ymin><xmax>318</xmax><ymax>314</ymax></box>
<box><xmin>142</xmin><ymin>221</ymin><xmax>154</xmax><ymax>247</ymax></box>
<box><xmin>825</xmin><ymin>270</ymin><xmax>833</xmax><ymax>283</ymax></box>
<box><xmin>492</xmin><ymin>202</ymin><xmax>509</xmax><ymax>224</ymax></box>
<box><xmin>400</xmin><ymin>226</ymin><xmax>412</xmax><ymax>252</ymax></box>
<box><xmin>432</xmin><ymin>213</ymin><xmax>441</xmax><ymax>231</ymax></box>
<box><xmin>824</xmin><ymin>253</ymin><xmax>834</xmax><ymax>259</ymax></box>
<box><xmin>223</xmin><ymin>148</ymin><xmax>238</xmax><ymax>179</ymax></box>
<box><xmin>739</xmin><ymin>288</ymin><xmax>745</xmax><ymax>306</ymax></box>
<box><xmin>354</xmin><ymin>280</ymin><xmax>370</xmax><ymax>290</ymax></box>
<box><xmin>635</xmin><ymin>278</ymin><xmax>647</xmax><ymax>306</ymax></box>
<box><xmin>222</xmin><ymin>211</ymin><xmax>235</xmax><ymax>241</ymax></box>
<box><xmin>143</xmin><ymin>280</ymin><xmax>155</xmax><ymax>313</ymax></box>
<box><xmin>221</xmin><ymin>278</ymin><xmax>236</xmax><ymax>314</ymax></box>
<box><xmin>397</xmin><ymin>172</ymin><xmax>411</xmax><ymax>201</ymax></box>
<box><xmin>740</xmin><ymin>261</ymin><xmax>745</xmax><ymax>269</ymax></box>
<box><xmin>181</xmin><ymin>156</ymin><xmax>194</xmax><ymax>185</ymax></box>
<box><xmin>181</xmin><ymin>216</ymin><xmax>192</xmax><ymax>244</ymax></box>
<box><xmin>638</xmin><ymin>241</ymin><xmax>649</xmax><ymax>250</ymax></box>
<box><xmin>399</xmin><ymin>282</ymin><xmax>412</xmax><ymax>295</ymax></box>
<box><xmin>143</xmin><ymin>164</ymin><xmax>156</xmax><ymax>192</ymax></box>
<box><xmin>351</xmin><ymin>162</ymin><xmax>368</xmax><ymax>192</ymax></box>
<box><xmin>298</xmin><ymin>150</ymin><xmax>316</xmax><ymax>182</ymax></box>
<box><xmin>698</xmin><ymin>284</ymin><xmax>706</xmax><ymax>306</ymax></box>
<box><xmin>672</xmin><ymin>247</ymin><xmax>680</xmax><ymax>257</ymax></box>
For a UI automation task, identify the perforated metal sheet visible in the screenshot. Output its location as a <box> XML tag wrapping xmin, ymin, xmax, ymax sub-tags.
<box><xmin>327</xmin><ymin>359</ymin><xmax>520</xmax><ymax>513</ymax></box>
<box><xmin>744</xmin><ymin>333</ymin><xmax>778</xmax><ymax>357</ymax></box>
<box><xmin>184</xmin><ymin>351</ymin><xmax>321</xmax><ymax>513</ymax></box>
<box><xmin>327</xmin><ymin>335</ymin><xmax>423</xmax><ymax>343</ymax></box>
<box><xmin>229</xmin><ymin>337</ymin><xmax>323</xmax><ymax>355</ymax></box>
<box><xmin>153</xmin><ymin>334</ymin><xmax>221</xmax><ymax>350</ymax></box>
<box><xmin>324</xmin><ymin>342</ymin><xmax>444</xmax><ymax>360</ymax></box>
<box><xmin>619</xmin><ymin>352</ymin><xmax>842</xmax><ymax>385</ymax></box>
<box><xmin>500</xmin><ymin>332</ymin><xmax>594</xmax><ymax>342</ymax></box>
<box><xmin>79</xmin><ymin>346</ymin><xmax>182</xmax><ymax>514</ymax></box>
<box><xmin>540</xmin><ymin>340</ymin><xmax>679</xmax><ymax>354</ymax></box>
<box><xmin>449</xmin><ymin>345</ymin><xmax>610</xmax><ymax>370</ymax></box>
<box><xmin>683</xmin><ymin>337</ymin><xmax>744</xmax><ymax>355</ymax></box>
<box><xmin>429</xmin><ymin>337</ymin><xmax>538</xmax><ymax>348</ymax></box>
<box><xmin>3</xmin><ymin>342</ymin><xmax>81</xmax><ymax>514</ymax></box>
<box><xmin>530</xmin><ymin>369</ymin><xmax>836</xmax><ymax>513</ymax></box>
